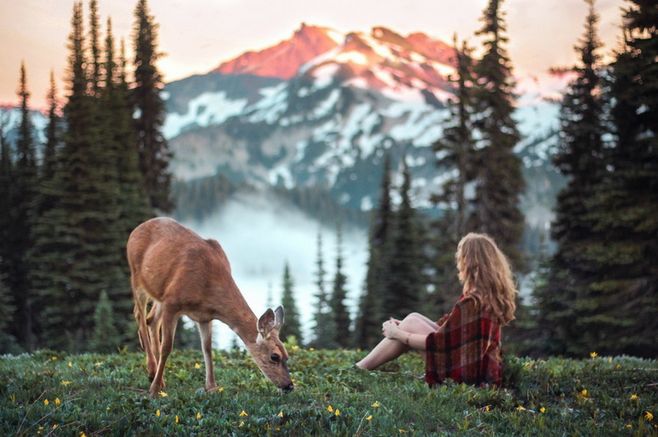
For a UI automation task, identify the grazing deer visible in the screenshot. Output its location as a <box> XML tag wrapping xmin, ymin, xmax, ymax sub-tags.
<box><xmin>127</xmin><ymin>217</ymin><xmax>293</xmax><ymax>396</ymax></box>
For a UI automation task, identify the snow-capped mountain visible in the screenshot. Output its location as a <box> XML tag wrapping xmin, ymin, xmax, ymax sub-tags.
<box><xmin>165</xmin><ymin>23</ymin><xmax>566</xmax><ymax>227</ymax></box>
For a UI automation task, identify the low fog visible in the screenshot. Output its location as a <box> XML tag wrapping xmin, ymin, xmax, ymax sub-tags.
<box><xmin>182</xmin><ymin>190</ymin><xmax>368</xmax><ymax>349</ymax></box>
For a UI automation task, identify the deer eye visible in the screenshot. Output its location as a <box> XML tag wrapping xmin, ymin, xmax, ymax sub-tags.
<box><xmin>270</xmin><ymin>353</ymin><xmax>281</xmax><ymax>363</ymax></box>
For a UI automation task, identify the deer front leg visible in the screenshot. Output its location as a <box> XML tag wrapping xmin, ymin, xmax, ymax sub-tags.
<box><xmin>147</xmin><ymin>302</ymin><xmax>163</xmax><ymax>376</ymax></box>
<box><xmin>198</xmin><ymin>321</ymin><xmax>217</xmax><ymax>391</ymax></box>
<box><xmin>149</xmin><ymin>309</ymin><xmax>178</xmax><ymax>397</ymax></box>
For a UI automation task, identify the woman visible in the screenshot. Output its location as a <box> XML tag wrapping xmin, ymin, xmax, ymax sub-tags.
<box><xmin>356</xmin><ymin>233</ymin><xmax>517</xmax><ymax>387</ymax></box>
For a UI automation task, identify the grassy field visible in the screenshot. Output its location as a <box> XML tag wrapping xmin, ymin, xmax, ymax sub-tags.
<box><xmin>1</xmin><ymin>346</ymin><xmax>656</xmax><ymax>436</ymax></box>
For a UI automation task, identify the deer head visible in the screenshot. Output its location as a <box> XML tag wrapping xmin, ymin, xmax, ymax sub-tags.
<box><xmin>250</xmin><ymin>306</ymin><xmax>293</xmax><ymax>392</ymax></box>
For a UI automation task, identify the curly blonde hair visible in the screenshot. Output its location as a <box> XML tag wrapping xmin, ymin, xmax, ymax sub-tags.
<box><xmin>456</xmin><ymin>233</ymin><xmax>517</xmax><ymax>325</ymax></box>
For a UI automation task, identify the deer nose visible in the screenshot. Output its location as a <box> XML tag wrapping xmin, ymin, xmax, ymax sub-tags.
<box><xmin>282</xmin><ymin>383</ymin><xmax>294</xmax><ymax>393</ymax></box>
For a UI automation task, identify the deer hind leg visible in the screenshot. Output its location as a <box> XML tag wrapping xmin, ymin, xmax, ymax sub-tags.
<box><xmin>149</xmin><ymin>306</ymin><xmax>178</xmax><ymax>397</ymax></box>
<box><xmin>146</xmin><ymin>302</ymin><xmax>163</xmax><ymax>368</ymax></box>
<box><xmin>197</xmin><ymin>321</ymin><xmax>217</xmax><ymax>391</ymax></box>
<box><xmin>132</xmin><ymin>285</ymin><xmax>157</xmax><ymax>381</ymax></box>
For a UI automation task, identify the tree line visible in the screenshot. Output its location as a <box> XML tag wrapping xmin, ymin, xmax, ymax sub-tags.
<box><xmin>0</xmin><ymin>0</ymin><xmax>172</xmax><ymax>353</ymax></box>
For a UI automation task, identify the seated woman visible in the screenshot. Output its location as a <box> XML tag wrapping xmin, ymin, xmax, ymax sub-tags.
<box><xmin>356</xmin><ymin>233</ymin><xmax>517</xmax><ymax>387</ymax></box>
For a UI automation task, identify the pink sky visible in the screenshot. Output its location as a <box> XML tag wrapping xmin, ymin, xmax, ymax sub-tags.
<box><xmin>1</xmin><ymin>0</ymin><xmax>625</xmax><ymax>109</ymax></box>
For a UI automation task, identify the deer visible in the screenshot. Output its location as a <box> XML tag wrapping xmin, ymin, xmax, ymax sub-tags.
<box><xmin>126</xmin><ymin>217</ymin><xmax>293</xmax><ymax>396</ymax></box>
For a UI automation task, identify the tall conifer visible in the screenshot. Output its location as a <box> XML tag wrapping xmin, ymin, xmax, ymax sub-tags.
<box><xmin>539</xmin><ymin>0</ymin><xmax>607</xmax><ymax>356</ymax></box>
<box><xmin>331</xmin><ymin>223</ymin><xmax>351</xmax><ymax>347</ymax></box>
<box><xmin>280</xmin><ymin>262</ymin><xmax>302</xmax><ymax>343</ymax></box>
<box><xmin>470</xmin><ymin>0</ymin><xmax>525</xmax><ymax>271</ymax></box>
<box><xmin>9</xmin><ymin>62</ymin><xmax>37</xmax><ymax>349</ymax></box>
<box><xmin>133</xmin><ymin>0</ymin><xmax>173</xmax><ymax>212</ymax></box>
<box><xmin>386</xmin><ymin>158</ymin><xmax>424</xmax><ymax>318</ymax></box>
<box><xmin>311</xmin><ymin>232</ymin><xmax>336</xmax><ymax>348</ymax></box>
<box><xmin>357</xmin><ymin>154</ymin><xmax>393</xmax><ymax>348</ymax></box>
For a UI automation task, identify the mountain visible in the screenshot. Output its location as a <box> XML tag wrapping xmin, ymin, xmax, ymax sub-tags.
<box><xmin>164</xmin><ymin>23</ymin><xmax>566</xmax><ymax>235</ymax></box>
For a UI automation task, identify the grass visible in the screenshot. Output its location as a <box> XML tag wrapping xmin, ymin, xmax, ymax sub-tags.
<box><xmin>0</xmin><ymin>346</ymin><xmax>656</xmax><ymax>436</ymax></box>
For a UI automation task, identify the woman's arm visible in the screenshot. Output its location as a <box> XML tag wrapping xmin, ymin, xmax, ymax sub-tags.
<box><xmin>382</xmin><ymin>320</ymin><xmax>431</xmax><ymax>350</ymax></box>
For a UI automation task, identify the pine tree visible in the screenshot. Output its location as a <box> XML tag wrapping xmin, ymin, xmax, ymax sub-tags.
<box><xmin>88</xmin><ymin>0</ymin><xmax>101</xmax><ymax>96</ymax></box>
<box><xmin>385</xmin><ymin>158</ymin><xmax>424</xmax><ymax>318</ymax></box>
<box><xmin>431</xmin><ymin>36</ymin><xmax>477</xmax><ymax>316</ymax></box>
<box><xmin>356</xmin><ymin>154</ymin><xmax>393</xmax><ymax>348</ymax></box>
<box><xmin>90</xmin><ymin>290</ymin><xmax>120</xmax><ymax>353</ymax></box>
<box><xmin>470</xmin><ymin>0</ymin><xmax>525</xmax><ymax>271</ymax></box>
<box><xmin>104</xmin><ymin>20</ymin><xmax>152</xmax><ymax>341</ymax></box>
<box><xmin>0</xmin><ymin>272</ymin><xmax>19</xmax><ymax>353</ymax></box>
<box><xmin>8</xmin><ymin>62</ymin><xmax>37</xmax><ymax>349</ymax></box>
<box><xmin>280</xmin><ymin>262</ymin><xmax>302</xmax><ymax>344</ymax></box>
<box><xmin>311</xmin><ymin>232</ymin><xmax>336</xmax><ymax>348</ymax></box>
<box><xmin>540</xmin><ymin>0</ymin><xmax>607</xmax><ymax>356</ymax></box>
<box><xmin>583</xmin><ymin>0</ymin><xmax>658</xmax><ymax>357</ymax></box>
<box><xmin>330</xmin><ymin>223</ymin><xmax>351</xmax><ymax>347</ymax></box>
<box><xmin>133</xmin><ymin>0</ymin><xmax>173</xmax><ymax>212</ymax></box>
<box><xmin>0</xmin><ymin>115</ymin><xmax>13</xmax><ymax>297</ymax></box>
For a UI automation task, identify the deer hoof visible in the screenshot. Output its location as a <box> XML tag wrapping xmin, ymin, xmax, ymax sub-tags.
<box><xmin>205</xmin><ymin>384</ymin><xmax>218</xmax><ymax>392</ymax></box>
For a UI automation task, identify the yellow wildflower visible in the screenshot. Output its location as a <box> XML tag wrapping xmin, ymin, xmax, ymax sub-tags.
<box><xmin>277</xmin><ymin>411</ymin><xmax>284</xmax><ymax>418</ymax></box>
<box><xmin>68</xmin><ymin>361</ymin><xmax>73</xmax><ymax>368</ymax></box>
<box><xmin>371</xmin><ymin>401</ymin><xmax>381</xmax><ymax>408</ymax></box>
<box><xmin>366</xmin><ymin>415</ymin><xmax>373</xmax><ymax>421</ymax></box>
<box><xmin>645</xmin><ymin>411</ymin><xmax>654</xmax><ymax>422</ymax></box>
<box><xmin>327</xmin><ymin>405</ymin><xmax>334</xmax><ymax>413</ymax></box>
<box><xmin>615</xmin><ymin>364</ymin><xmax>621</xmax><ymax>369</ymax></box>
<box><xmin>540</xmin><ymin>407</ymin><xmax>546</xmax><ymax>414</ymax></box>
<box><xmin>239</xmin><ymin>410</ymin><xmax>249</xmax><ymax>417</ymax></box>
<box><xmin>52</xmin><ymin>424</ymin><xmax>58</xmax><ymax>430</ymax></box>
<box><xmin>516</xmin><ymin>405</ymin><xmax>526</xmax><ymax>412</ymax></box>
<box><xmin>309</xmin><ymin>347</ymin><xmax>315</xmax><ymax>351</ymax></box>
<box><xmin>194</xmin><ymin>362</ymin><xmax>201</xmax><ymax>369</ymax></box>
<box><xmin>44</xmin><ymin>399</ymin><xmax>49</xmax><ymax>406</ymax></box>
<box><xmin>335</xmin><ymin>409</ymin><xmax>341</xmax><ymax>417</ymax></box>
<box><xmin>51</xmin><ymin>356</ymin><xmax>58</xmax><ymax>361</ymax></box>
<box><xmin>217</xmin><ymin>387</ymin><xmax>224</xmax><ymax>393</ymax></box>
<box><xmin>580</xmin><ymin>389</ymin><xmax>589</xmax><ymax>398</ymax></box>
<box><xmin>399</xmin><ymin>429</ymin><xmax>407</xmax><ymax>434</ymax></box>
<box><xmin>61</xmin><ymin>380</ymin><xmax>72</xmax><ymax>386</ymax></box>
<box><xmin>94</xmin><ymin>361</ymin><xmax>102</xmax><ymax>367</ymax></box>
<box><xmin>55</xmin><ymin>398</ymin><xmax>61</xmax><ymax>407</ymax></box>
<box><xmin>239</xmin><ymin>421</ymin><xmax>245</xmax><ymax>427</ymax></box>
<box><xmin>80</xmin><ymin>432</ymin><xmax>87</xmax><ymax>437</ymax></box>
<box><xmin>196</xmin><ymin>412</ymin><xmax>202</xmax><ymax>420</ymax></box>
<box><xmin>484</xmin><ymin>405</ymin><xmax>491</xmax><ymax>412</ymax></box>
<box><xmin>589</xmin><ymin>351</ymin><xmax>598</xmax><ymax>359</ymax></box>
<box><xmin>625</xmin><ymin>424</ymin><xmax>632</xmax><ymax>429</ymax></box>
<box><xmin>159</xmin><ymin>391</ymin><xmax>168</xmax><ymax>398</ymax></box>
<box><xmin>630</xmin><ymin>394</ymin><xmax>639</xmax><ymax>401</ymax></box>
<box><xmin>155</xmin><ymin>409</ymin><xmax>160</xmax><ymax>417</ymax></box>
<box><xmin>175</xmin><ymin>415</ymin><xmax>179</xmax><ymax>424</ymax></box>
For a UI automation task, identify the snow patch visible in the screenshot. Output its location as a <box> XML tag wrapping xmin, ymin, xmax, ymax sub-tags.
<box><xmin>163</xmin><ymin>91</ymin><xmax>247</xmax><ymax>138</ymax></box>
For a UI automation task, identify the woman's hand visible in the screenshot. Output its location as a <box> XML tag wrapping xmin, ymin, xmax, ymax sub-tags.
<box><xmin>382</xmin><ymin>319</ymin><xmax>401</xmax><ymax>340</ymax></box>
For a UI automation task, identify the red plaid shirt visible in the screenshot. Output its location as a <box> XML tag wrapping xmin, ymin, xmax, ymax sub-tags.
<box><xmin>425</xmin><ymin>296</ymin><xmax>502</xmax><ymax>387</ymax></box>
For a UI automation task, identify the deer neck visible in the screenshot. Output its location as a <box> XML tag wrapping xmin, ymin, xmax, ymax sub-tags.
<box><xmin>209</xmin><ymin>287</ymin><xmax>259</xmax><ymax>348</ymax></box>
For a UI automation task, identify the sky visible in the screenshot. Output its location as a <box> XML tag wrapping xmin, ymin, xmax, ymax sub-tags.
<box><xmin>1</xmin><ymin>0</ymin><xmax>626</xmax><ymax>109</ymax></box>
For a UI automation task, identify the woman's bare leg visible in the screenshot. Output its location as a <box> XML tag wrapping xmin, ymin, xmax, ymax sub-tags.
<box><xmin>406</xmin><ymin>312</ymin><xmax>439</xmax><ymax>331</ymax></box>
<box><xmin>356</xmin><ymin>315</ymin><xmax>437</xmax><ymax>370</ymax></box>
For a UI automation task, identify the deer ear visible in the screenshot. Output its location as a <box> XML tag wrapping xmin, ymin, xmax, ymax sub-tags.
<box><xmin>257</xmin><ymin>308</ymin><xmax>276</xmax><ymax>336</ymax></box>
<box><xmin>274</xmin><ymin>305</ymin><xmax>285</xmax><ymax>329</ymax></box>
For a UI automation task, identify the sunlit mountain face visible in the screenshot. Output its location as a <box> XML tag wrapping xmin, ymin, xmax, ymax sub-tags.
<box><xmin>163</xmin><ymin>23</ymin><xmax>567</xmax><ymax>228</ymax></box>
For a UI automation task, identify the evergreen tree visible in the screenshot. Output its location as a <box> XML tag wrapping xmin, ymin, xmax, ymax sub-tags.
<box><xmin>540</xmin><ymin>0</ymin><xmax>607</xmax><ymax>356</ymax></box>
<box><xmin>42</xmin><ymin>71</ymin><xmax>60</xmax><ymax>182</ymax></box>
<box><xmin>330</xmin><ymin>223</ymin><xmax>351</xmax><ymax>347</ymax></box>
<box><xmin>104</xmin><ymin>20</ymin><xmax>152</xmax><ymax>341</ymax></box>
<box><xmin>583</xmin><ymin>0</ymin><xmax>658</xmax><ymax>357</ymax></box>
<box><xmin>0</xmin><ymin>115</ymin><xmax>13</xmax><ymax>299</ymax></box>
<box><xmin>311</xmin><ymin>232</ymin><xmax>337</xmax><ymax>348</ymax></box>
<box><xmin>470</xmin><ymin>0</ymin><xmax>525</xmax><ymax>271</ymax></box>
<box><xmin>90</xmin><ymin>290</ymin><xmax>120</xmax><ymax>353</ymax></box>
<box><xmin>385</xmin><ymin>158</ymin><xmax>424</xmax><ymax>318</ymax></box>
<box><xmin>133</xmin><ymin>0</ymin><xmax>173</xmax><ymax>212</ymax></box>
<box><xmin>279</xmin><ymin>262</ymin><xmax>302</xmax><ymax>344</ymax></box>
<box><xmin>0</xmin><ymin>272</ymin><xmax>19</xmax><ymax>353</ymax></box>
<box><xmin>8</xmin><ymin>62</ymin><xmax>37</xmax><ymax>349</ymax></box>
<box><xmin>35</xmin><ymin>2</ymin><xmax>124</xmax><ymax>351</ymax></box>
<box><xmin>431</xmin><ymin>36</ymin><xmax>477</xmax><ymax>316</ymax></box>
<box><xmin>88</xmin><ymin>0</ymin><xmax>101</xmax><ymax>96</ymax></box>
<box><xmin>356</xmin><ymin>154</ymin><xmax>393</xmax><ymax>348</ymax></box>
